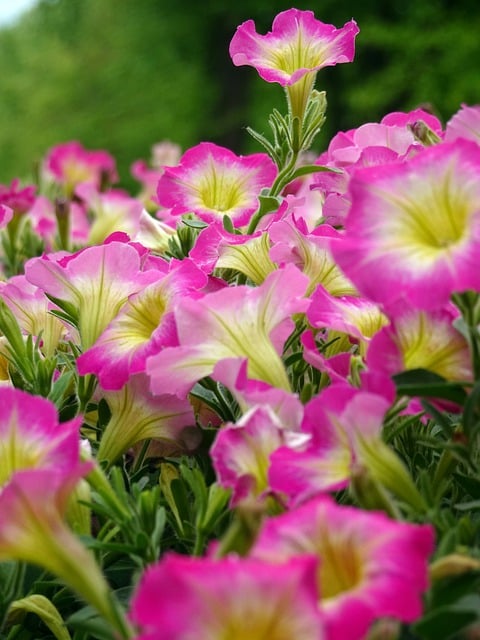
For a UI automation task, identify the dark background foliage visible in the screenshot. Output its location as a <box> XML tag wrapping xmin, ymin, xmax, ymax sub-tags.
<box><xmin>1</xmin><ymin>0</ymin><xmax>479</xmax><ymax>189</ymax></box>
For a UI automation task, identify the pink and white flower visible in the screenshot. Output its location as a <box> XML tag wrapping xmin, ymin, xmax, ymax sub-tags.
<box><xmin>156</xmin><ymin>142</ymin><xmax>277</xmax><ymax>227</ymax></box>
<box><xmin>230</xmin><ymin>9</ymin><xmax>358</xmax><ymax>87</ymax></box>
<box><xmin>147</xmin><ymin>264</ymin><xmax>310</xmax><ymax>396</ymax></box>
<box><xmin>252</xmin><ymin>496</ymin><xmax>435</xmax><ymax>640</ymax></box>
<box><xmin>129</xmin><ymin>553</ymin><xmax>324</xmax><ymax>640</ymax></box>
<box><xmin>332</xmin><ymin>139</ymin><xmax>480</xmax><ymax>311</ymax></box>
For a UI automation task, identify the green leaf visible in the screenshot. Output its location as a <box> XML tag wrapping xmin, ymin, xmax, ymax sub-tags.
<box><xmin>8</xmin><ymin>595</ymin><xmax>72</xmax><ymax>640</ymax></box>
<box><xmin>393</xmin><ymin>368</ymin><xmax>468</xmax><ymax>405</ymax></box>
<box><xmin>289</xmin><ymin>164</ymin><xmax>341</xmax><ymax>181</ymax></box>
<box><xmin>414</xmin><ymin>595</ymin><xmax>480</xmax><ymax>639</ymax></box>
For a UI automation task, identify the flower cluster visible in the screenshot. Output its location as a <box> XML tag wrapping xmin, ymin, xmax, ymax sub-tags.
<box><xmin>1</xmin><ymin>7</ymin><xmax>480</xmax><ymax>640</ymax></box>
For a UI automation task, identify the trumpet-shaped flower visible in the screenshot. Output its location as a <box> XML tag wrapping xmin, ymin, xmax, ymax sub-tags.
<box><xmin>211</xmin><ymin>406</ymin><xmax>302</xmax><ymax>507</ymax></box>
<box><xmin>96</xmin><ymin>373</ymin><xmax>198</xmax><ymax>467</ymax></box>
<box><xmin>307</xmin><ymin>285</ymin><xmax>389</xmax><ymax>356</ymax></box>
<box><xmin>77</xmin><ymin>258</ymin><xmax>207</xmax><ymax>389</ymax></box>
<box><xmin>367</xmin><ymin>305</ymin><xmax>473</xmax><ymax>384</ymax></box>
<box><xmin>252</xmin><ymin>496</ymin><xmax>435</xmax><ymax>640</ymax></box>
<box><xmin>190</xmin><ymin>221</ymin><xmax>276</xmax><ymax>284</ymax></box>
<box><xmin>332</xmin><ymin>139</ymin><xmax>480</xmax><ymax>311</ymax></box>
<box><xmin>268</xmin><ymin>382</ymin><xmax>393</xmax><ymax>505</ymax></box>
<box><xmin>0</xmin><ymin>275</ymin><xmax>67</xmax><ymax>357</ymax></box>
<box><xmin>0</xmin><ymin>468</ymin><xmax>118</xmax><ymax>631</ymax></box>
<box><xmin>44</xmin><ymin>140</ymin><xmax>118</xmax><ymax>196</ymax></box>
<box><xmin>76</xmin><ymin>184</ymin><xmax>144</xmax><ymax>245</ymax></box>
<box><xmin>230</xmin><ymin>9</ymin><xmax>358</xmax><ymax>87</ymax></box>
<box><xmin>156</xmin><ymin>142</ymin><xmax>277</xmax><ymax>227</ymax></box>
<box><xmin>269</xmin><ymin>217</ymin><xmax>357</xmax><ymax>296</ymax></box>
<box><xmin>147</xmin><ymin>264</ymin><xmax>310</xmax><ymax>396</ymax></box>
<box><xmin>25</xmin><ymin>240</ymin><xmax>159</xmax><ymax>350</ymax></box>
<box><xmin>0</xmin><ymin>387</ymin><xmax>82</xmax><ymax>484</ymax></box>
<box><xmin>129</xmin><ymin>553</ymin><xmax>324</xmax><ymax>640</ymax></box>
<box><xmin>0</xmin><ymin>179</ymin><xmax>35</xmax><ymax>214</ymax></box>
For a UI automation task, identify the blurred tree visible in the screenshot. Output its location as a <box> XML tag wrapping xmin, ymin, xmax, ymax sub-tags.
<box><xmin>0</xmin><ymin>0</ymin><xmax>479</xmax><ymax>188</ymax></box>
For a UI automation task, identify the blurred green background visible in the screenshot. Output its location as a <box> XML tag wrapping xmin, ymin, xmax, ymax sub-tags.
<box><xmin>1</xmin><ymin>0</ymin><xmax>479</xmax><ymax>190</ymax></box>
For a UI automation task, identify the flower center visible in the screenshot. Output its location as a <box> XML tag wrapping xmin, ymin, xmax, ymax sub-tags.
<box><xmin>0</xmin><ymin>425</ymin><xmax>43</xmax><ymax>487</ymax></box>
<box><xmin>317</xmin><ymin>531</ymin><xmax>364</xmax><ymax>599</ymax></box>
<box><xmin>198</xmin><ymin>166</ymin><xmax>245</xmax><ymax>214</ymax></box>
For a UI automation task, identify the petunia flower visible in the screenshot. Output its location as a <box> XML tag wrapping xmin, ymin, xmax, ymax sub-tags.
<box><xmin>0</xmin><ymin>179</ymin><xmax>36</xmax><ymax>214</ymax></box>
<box><xmin>25</xmin><ymin>240</ymin><xmax>160</xmax><ymax>350</ymax></box>
<box><xmin>307</xmin><ymin>285</ymin><xmax>389</xmax><ymax>356</ymax></box>
<box><xmin>211</xmin><ymin>405</ymin><xmax>303</xmax><ymax>507</ymax></box>
<box><xmin>77</xmin><ymin>258</ymin><xmax>207</xmax><ymax>389</ymax></box>
<box><xmin>367</xmin><ymin>304</ymin><xmax>473</xmax><ymax>386</ymax></box>
<box><xmin>251</xmin><ymin>496</ymin><xmax>435</xmax><ymax>640</ymax></box>
<box><xmin>146</xmin><ymin>264</ymin><xmax>310</xmax><ymax>397</ymax></box>
<box><xmin>0</xmin><ymin>275</ymin><xmax>67</xmax><ymax>357</ymax></box>
<box><xmin>230</xmin><ymin>9</ymin><xmax>358</xmax><ymax>120</ymax></box>
<box><xmin>0</xmin><ymin>386</ymin><xmax>83</xmax><ymax>482</ymax></box>
<box><xmin>129</xmin><ymin>553</ymin><xmax>324</xmax><ymax>640</ymax></box>
<box><xmin>269</xmin><ymin>216</ymin><xmax>357</xmax><ymax>296</ymax></box>
<box><xmin>44</xmin><ymin>140</ymin><xmax>118</xmax><ymax>197</ymax></box>
<box><xmin>268</xmin><ymin>382</ymin><xmax>395</xmax><ymax>506</ymax></box>
<box><xmin>96</xmin><ymin>373</ymin><xmax>198</xmax><ymax>467</ymax></box>
<box><xmin>332</xmin><ymin>139</ymin><xmax>480</xmax><ymax>311</ymax></box>
<box><xmin>156</xmin><ymin>142</ymin><xmax>277</xmax><ymax>228</ymax></box>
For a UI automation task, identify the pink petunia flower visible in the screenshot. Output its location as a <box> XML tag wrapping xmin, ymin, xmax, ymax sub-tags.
<box><xmin>25</xmin><ymin>240</ymin><xmax>160</xmax><ymax>350</ymax></box>
<box><xmin>0</xmin><ymin>275</ymin><xmax>67</xmax><ymax>357</ymax></box>
<box><xmin>129</xmin><ymin>553</ymin><xmax>324</xmax><ymax>640</ymax></box>
<box><xmin>44</xmin><ymin>140</ymin><xmax>118</xmax><ymax>196</ymax></box>
<box><xmin>367</xmin><ymin>304</ymin><xmax>473</xmax><ymax>385</ymax></box>
<box><xmin>230</xmin><ymin>9</ymin><xmax>358</xmax><ymax>87</ymax></box>
<box><xmin>76</xmin><ymin>258</ymin><xmax>207</xmax><ymax>389</ymax></box>
<box><xmin>156</xmin><ymin>142</ymin><xmax>277</xmax><ymax>227</ymax></box>
<box><xmin>0</xmin><ymin>179</ymin><xmax>36</xmax><ymax>214</ymax></box>
<box><xmin>146</xmin><ymin>264</ymin><xmax>310</xmax><ymax>396</ymax></box>
<box><xmin>268</xmin><ymin>382</ymin><xmax>394</xmax><ymax>506</ymax></box>
<box><xmin>96</xmin><ymin>373</ymin><xmax>198</xmax><ymax>467</ymax></box>
<box><xmin>251</xmin><ymin>496</ymin><xmax>435</xmax><ymax>640</ymax></box>
<box><xmin>332</xmin><ymin>139</ymin><xmax>480</xmax><ymax>311</ymax></box>
<box><xmin>211</xmin><ymin>405</ymin><xmax>304</xmax><ymax>507</ymax></box>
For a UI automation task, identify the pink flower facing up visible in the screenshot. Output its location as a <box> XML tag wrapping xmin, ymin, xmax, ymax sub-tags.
<box><xmin>156</xmin><ymin>142</ymin><xmax>277</xmax><ymax>228</ymax></box>
<box><xmin>129</xmin><ymin>553</ymin><xmax>324</xmax><ymax>640</ymax></box>
<box><xmin>146</xmin><ymin>264</ymin><xmax>310</xmax><ymax>397</ymax></box>
<box><xmin>251</xmin><ymin>496</ymin><xmax>435</xmax><ymax>640</ymax></box>
<box><xmin>77</xmin><ymin>258</ymin><xmax>207</xmax><ymax>390</ymax></box>
<box><xmin>230</xmin><ymin>9</ymin><xmax>358</xmax><ymax>119</ymax></box>
<box><xmin>45</xmin><ymin>141</ymin><xmax>118</xmax><ymax>197</ymax></box>
<box><xmin>96</xmin><ymin>373</ymin><xmax>198</xmax><ymax>468</ymax></box>
<box><xmin>332</xmin><ymin>139</ymin><xmax>480</xmax><ymax>312</ymax></box>
<box><xmin>25</xmin><ymin>240</ymin><xmax>160</xmax><ymax>350</ymax></box>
